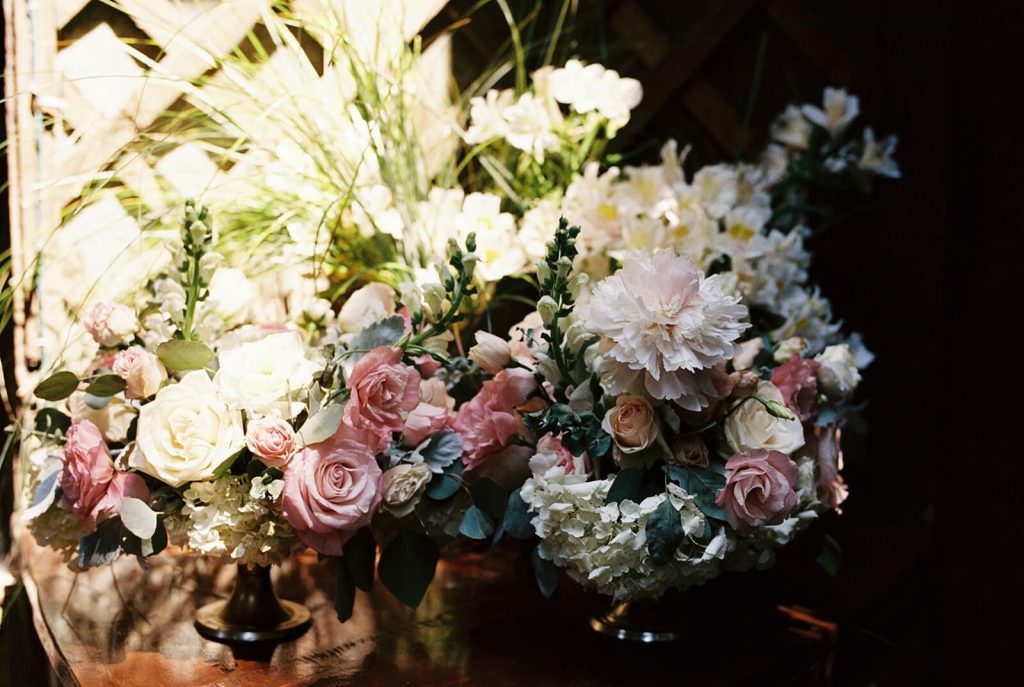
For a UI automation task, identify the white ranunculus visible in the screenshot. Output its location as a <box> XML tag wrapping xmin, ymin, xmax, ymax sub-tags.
<box><xmin>207</xmin><ymin>267</ymin><xmax>254</xmax><ymax>327</ymax></box>
<box><xmin>213</xmin><ymin>331</ymin><xmax>319</xmax><ymax>419</ymax></box>
<box><xmin>815</xmin><ymin>344</ymin><xmax>861</xmax><ymax>399</ymax></box>
<box><xmin>132</xmin><ymin>371</ymin><xmax>245</xmax><ymax>487</ymax></box>
<box><xmin>380</xmin><ymin>463</ymin><xmax>433</xmax><ymax>517</ymax></box>
<box><xmin>336</xmin><ymin>282</ymin><xmax>395</xmax><ymax>333</ymax></box>
<box><xmin>724</xmin><ymin>381</ymin><xmax>805</xmax><ymax>455</ymax></box>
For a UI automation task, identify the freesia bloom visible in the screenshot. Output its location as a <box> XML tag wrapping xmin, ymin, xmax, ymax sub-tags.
<box><xmin>131</xmin><ymin>370</ymin><xmax>245</xmax><ymax>487</ymax></box>
<box><xmin>859</xmin><ymin>128</ymin><xmax>900</xmax><ymax>178</ymax></box>
<box><xmin>344</xmin><ymin>346</ymin><xmax>421</xmax><ymax>453</ymax></box>
<box><xmin>111</xmin><ymin>346</ymin><xmax>167</xmax><ymax>399</ymax></box>
<box><xmin>724</xmin><ymin>381</ymin><xmax>805</xmax><ymax>455</ymax></box>
<box><xmin>577</xmin><ymin>249</ymin><xmax>749</xmax><ymax>411</ymax></box>
<box><xmin>403</xmin><ymin>402</ymin><xmax>453</xmax><ymax>447</ymax></box>
<box><xmin>715</xmin><ymin>449</ymin><xmax>799</xmax><ymax>531</ymax></box>
<box><xmin>601</xmin><ymin>394</ymin><xmax>658</xmax><ymax>454</ymax></box>
<box><xmin>82</xmin><ymin>301</ymin><xmax>137</xmax><ymax>347</ymax></box>
<box><xmin>214</xmin><ymin>331</ymin><xmax>319</xmax><ymax>419</ymax></box>
<box><xmin>548</xmin><ymin>59</ymin><xmax>643</xmax><ymax>123</ymax></box>
<box><xmin>464</xmin><ymin>89</ymin><xmax>514</xmax><ymax>144</ymax></box>
<box><xmin>61</xmin><ymin>420</ymin><xmax>149</xmax><ymax>531</ymax></box>
<box><xmin>245</xmin><ymin>416</ymin><xmax>297</xmax><ymax>468</ymax></box>
<box><xmin>502</xmin><ymin>92</ymin><xmax>560</xmax><ymax>162</ymax></box>
<box><xmin>770</xmin><ymin>355</ymin><xmax>820</xmax><ymax>422</ymax></box>
<box><xmin>454</xmin><ymin>368</ymin><xmax>538</xmax><ymax>470</ymax></box>
<box><xmin>469</xmin><ymin>331</ymin><xmax>511</xmax><ymax>374</ymax></box>
<box><xmin>280</xmin><ymin>426</ymin><xmax>382</xmax><ymax>555</ymax></box>
<box><xmin>802</xmin><ymin>87</ymin><xmax>859</xmax><ymax>135</ymax></box>
<box><xmin>207</xmin><ymin>267</ymin><xmax>254</xmax><ymax>327</ymax></box>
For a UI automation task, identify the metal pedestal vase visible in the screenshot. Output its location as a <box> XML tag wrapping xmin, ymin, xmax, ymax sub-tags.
<box><xmin>195</xmin><ymin>564</ymin><xmax>312</xmax><ymax>653</ymax></box>
<box><xmin>589</xmin><ymin>598</ymin><xmax>682</xmax><ymax>643</ymax></box>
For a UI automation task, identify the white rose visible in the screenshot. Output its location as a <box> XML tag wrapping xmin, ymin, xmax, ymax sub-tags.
<box><xmin>380</xmin><ymin>463</ymin><xmax>433</xmax><ymax>517</ymax></box>
<box><xmin>213</xmin><ymin>331</ymin><xmax>319</xmax><ymax>419</ymax></box>
<box><xmin>337</xmin><ymin>283</ymin><xmax>395</xmax><ymax>333</ymax></box>
<box><xmin>132</xmin><ymin>371</ymin><xmax>245</xmax><ymax>487</ymax></box>
<box><xmin>82</xmin><ymin>301</ymin><xmax>137</xmax><ymax>347</ymax></box>
<box><xmin>773</xmin><ymin>336</ymin><xmax>807</xmax><ymax>363</ymax></box>
<box><xmin>815</xmin><ymin>344</ymin><xmax>861</xmax><ymax>399</ymax></box>
<box><xmin>207</xmin><ymin>268</ymin><xmax>254</xmax><ymax>326</ymax></box>
<box><xmin>67</xmin><ymin>392</ymin><xmax>136</xmax><ymax>443</ymax></box>
<box><xmin>725</xmin><ymin>381</ymin><xmax>805</xmax><ymax>455</ymax></box>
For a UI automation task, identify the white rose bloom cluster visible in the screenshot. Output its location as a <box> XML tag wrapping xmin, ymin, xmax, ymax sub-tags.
<box><xmin>175</xmin><ymin>475</ymin><xmax>301</xmax><ymax>567</ymax></box>
<box><xmin>521</xmin><ymin>458</ymin><xmax>727</xmax><ymax>600</ymax></box>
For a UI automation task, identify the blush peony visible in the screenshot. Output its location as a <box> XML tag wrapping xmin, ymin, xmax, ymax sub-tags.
<box><xmin>454</xmin><ymin>368</ymin><xmax>538</xmax><ymax>470</ymax></box>
<box><xmin>280</xmin><ymin>426</ymin><xmax>383</xmax><ymax>555</ymax></box>
<box><xmin>715</xmin><ymin>449</ymin><xmax>799</xmax><ymax>531</ymax></box>
<box><xmin>577</xmin><ymin>248</ymin><xmax>749</xmax><ymax>411</ymax></box>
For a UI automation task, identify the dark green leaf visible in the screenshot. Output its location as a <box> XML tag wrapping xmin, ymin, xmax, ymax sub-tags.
<box><xmin>298</xmin><ymin>404</ymin><xmax>344</xmax><ymax>446</ymax></box>
<box><xmin>156</xmin><ymin>339</ymin><xmax>215</xmax><ymax>371</ymax></box>
<box><xmin>34</xmin><ymin>371</ymin><xmax>79</xmax><ymax>401</ymax></box>
<box><xmin>426</xmin><ymin>460</ymin><xmax>464</xmax><ymax>500</ymax></box>
<box><xmin>329</xmin><ymin>557</ymin><xmax>357</xmax><ymax>622</ymax></box>
<box><xmin>83</xmin><ymin>392</ymin><xmax>111</xmax><ymax>410</ymax></box>
<box><xmin>343</xmin><ymin>527</ymin><xmax>376</xmax><ymax>592</ymax></box>
<box><xmin>417</xmin><ymin>431</ymin><xmax>462</xmax><ymax>472</ymax></box>
<box><xmin>378</xmin><ymin>530</ymin><xmax>439</xmax><ymax>608</ymax></box>
<box><xmin>502</xmin><ymin>489</ymin><xmax>534</xmax><ymax>540</ymax></box>
<box><xmin>78</xmin><ymin>517</ymin><xmax>123</xmax><ymax>568</ymax></box>
<box><xmin>458</xmin><ymin>504</ymin><xmax>495</xmax><ymax>539</ymax></box>
<box><xmin>85</xmin><ymin>374</ymin><xmax>127</xmax><ymax>397</ymax></box>
<box><xmin>667</xmin><ymin>465</ymin><xmax>726</xmax><ymax>520</ymax></box>
<box><xmin>645</xmin><ymin>498</ymin><xmax>685</xmax><ymax>565</ymax></box>
<box><xmin>817</xmin><ymin>534</ymin><xmax>842</xmax><ymax>577</ymax></box>
<box><xmin>348</xmin><ymin>315</ymin><xmax>405</xmax><ymax>362</ymax></box>
<box><xmin>469</xmin><ymin>477</ymin><xmax>507</xmax><ymax>520</ymax></box>
<box><xmin>34</xmin><ymin>408</ymin><xmax>71</xmax><ymax>435</ymax></box>
<box><xmin>605</xmin><ymin>468</ymin><xmax>644</xmax><ymax>504</ymax></box>
<box><xmin>211</xmin><ymin>447</ymin><xmax>245</xmax><ymax>480</ymax></box>
<box><xmin>531</xmin><ymin>547</ymin><xmax>559</xmax><ymax>598</ymax></box>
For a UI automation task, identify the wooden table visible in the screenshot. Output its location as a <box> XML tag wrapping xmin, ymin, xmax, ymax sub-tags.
<box><xmin>23</xmin><ymin>542</ymin><xmax>837</xmax><ymax>686</ymax></box>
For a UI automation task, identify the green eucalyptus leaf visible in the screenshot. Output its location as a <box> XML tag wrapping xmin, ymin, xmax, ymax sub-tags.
<box><xmin>343</xmin><ymin>527</ymin><xmax>376</xmax><ymax>592</ymax></box>
<box><xmin>502</xmin><ymin>489</ymin><xmax>534</xmax><ymax>540</ymax></box>
<box><xmin>378</xmin><ymin>530</ymin><xmax>439</xmax><ymax>608</ymax></box>
<box><xmin>34</xmin><ymin>371</ymin><xmax>80</xmax><ymax>401</ymax></box>
<box><xmin>156</xmin><ymin>339</ymin><xmax>215</xmax><ymax>371</ymax></box>
<box><xmin>645</xmin><ymin>498</ymin><xmax>685</xmax><ymax>565</ymax></box>
<box><xmin>605</xmin><ymin>468</ymin><xmax>644</xmax><ymax>505</ymax></box>
<box><xmin>531</xmin><ymin>547</ymin><xmax>560</xmax><ymax>598</ymax></box>
<box><xmin>120</xmin><ymin>497</ymin><xmax>158</xmax><ymax>539</ymax></box>
<box><xmin>23</xmin><ymin>459</ymin><xmax>62</xmax><ymax>520</ymax></box>
<box><xmin>469</xmin><ymin>477</ymin><xmax>507</xmax><ymax>520</ymax></box>
<box><xmin>666</xmin><ymin>465</ymin><xmax>726</xmax><ymax>520</ymax></box>
<box><xmin>298</xmin><ymin>404</ymin><xmax>344</xmax><ymax>446</ymax></box>
<box><xmin>83</xmin><ymin>392</ymin><xmax>111</xmax><ymax>410</ymax></box>
<box><xmin>34</xmin><ymin>408</ymin><xmax>71</xmax><ymax>435</ymax></box>
<box><xmin>817</xmin><ymin>534</ymin><xmax>842</xmax><ymax>577</ymax></box>
<box><xmin>426</xmin><ymin>460</ymin><xmax>464</xmax><ymax>500</ymax></box>
<box><xmin>348</xmin><ymin>316</ymin><xmax>405</xmax><ymax>362</ymax></box>
<box><xmin>329</xmin><ymin>557</ymin><xmax>357</xmax><ymax>622</ymax></box>
<box><xmin>417</xmin><ymin>431</ymin><xmax>463</xmax><ymax>473</ymax></box>
<box><xmin>78</xmin><ymin>517</ymin><xmax>123</xmax><ymax>568</ymax></box>
<box><xmin>458</xmin><ymin>505</ymin><xmax>495</xmax><ymax>540</ymax></box>
<box><xmin>85</xmin><ymin>374</ymin><xmax>127</xmax><ymax>397</ymax></box>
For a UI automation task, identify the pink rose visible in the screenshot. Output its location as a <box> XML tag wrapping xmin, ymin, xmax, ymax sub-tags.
<box><xmin>454</xmin><ymin>368</ymin><xmax>538</xmax><ymax>471</ymax></box>
<box><xmin>111</xmin><ymin>346</ymin><xmax>167</xmax><ymax>399</ymax></box>
<box><xmin>536</xmin><ymin>433</ymin><xmax>590</xmax><ymax>475</ymax></box>
<box><xmin>245</xmin><ymin>416</ymin><xmax>297</xmax><ymax>468</ymax></box>
<box><xmin>280</xmin><ymin>426</ymin><xmax>383</xmax><ymax>555</ymax></box>
<box><xmin>344</xmin><ymin>346</ymin><xmax>421</xmax><ymax>453</ymax></box>
<box><xmin>715</xmin><ymin>449</ymin><xmax>799</xmax><ymax>532</ymax></box>
<box><xmin>60</xmin><ymin>420</ymin><xmax>149</xmax><ymax>531</ymax></box>
<box><xmin>415</xmin><ymin>354</ymin><xmax>442</xmax><ymax>378</ymax></box>
<box><xmin>403</xmin><ymin>402</ymin><xmax>453</xmax><ymax>447</ymax></box>
<box><xmin>771</xmin><ymin>355</ymin><xmax>820</xmax><ymax>422</ymax></box>
<box><xmin>419</xmin><ymin>377</ymin><xmax>453</xmax><ymax>410</ymax></box>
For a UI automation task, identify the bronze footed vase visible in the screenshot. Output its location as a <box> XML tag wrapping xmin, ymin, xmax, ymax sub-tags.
<box><xmin>589</xmin><ymin>598</ymin><xmax>682</xmax><ymax>642</ymax></box>
<box><xmin>194</xmin><ymin>563</ymin><xmax>312</xmax><ymax>652</ymax></box>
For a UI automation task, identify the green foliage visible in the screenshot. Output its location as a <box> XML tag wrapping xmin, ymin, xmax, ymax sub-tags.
<box><xmin>666</xmin><ymin>465</ymin><xmax>726</xmax><ymax>521</ymax></box>
<box><xmin>119</xmin><ymin>498</ymin><xmax>158</xmax><ymax>540</ymax></box>
<box><xmin>77</xmin><ymin>518</ymin><xmax>125</xmax><ymax>568</ymax></box>
<box><xmin>378</xmin><ymin>530</ymin><xmax>440</xmax><ymax>608</ymax></box>
<box><xmin>348</xmin><ymin>315</ymin><xmax>406</xmax><ymax>361</ymax></box>
<box><xmin>329</xmin><ymin>558</ymin><xmax>356</xmax><ymax>623</ymax></box>
<box><xmin>34</xmin><ymin>371</ymin><xmax>79</xmax><ymax>401</ymax></box>
<box><xmin>425</xmin><ymin>460</ymin><xmax>464</xmax><ymax>501</ymax></box>
<box><xmin>530</xmin><ymin>547</ymin><xmax>560</xmax><ymax>598</ymax></box>
<box><xmin>34</xmin><ymin>409</ymin><xmax>71</xmax><ymax>436</ymax></box>
<box><xmin>817</xmin><ymin>534</ymin><xmax>842</xmax><ymax>577</ymax></box>
<box><xmin>413</xmin><ymin>431</ymin><xmax>463</xmax><ymax>473</ymax></box>
<box><xmin>85</xmin><ymin>375</ymin><xmax>127</xmax><ymax>397</ymax></box>
<box><xmin>458</xmin><ymin>505</ymin><xmax>495</xmax><ymax>540</ymax></box>
<box><xmin>605</xmin><ymin>467</ymin><xmax>645</xmax><ymax>505</ymax></box>
<box><xmin>156</xmin><ymin>340</ymin><xmax>215</xmax><ymax>371</ymax></box>
<box><xmin>646</xmin><ymin>498</ymin><xmax>686</xmax><ymax>565</ymax></box>
<box><xmin>523</xmin><ymin>403</ymin><xmax>611</xmax><ymax>459</ymax></box>
<box><xmin>343</xmin><ymin>527</ymin><xmax>377</xmax><ymax>592</ymax></box>
<box><xmin>297</xmin><ymin>404</ymin><xmax>344</xmax><ymax>446</ymax></box>
<box><xmin>502</xmin><ymin>489</ymin><xmax>534</xmax><ymax>540</ymax></box>
<box><xmin>469</xmin><ymin>477</ymin><xmax>508</xmax><ymax>520</ymax></box>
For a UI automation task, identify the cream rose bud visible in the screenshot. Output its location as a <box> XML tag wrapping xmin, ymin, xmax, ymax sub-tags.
<box><xmin>420</xmin><ymin>378</ymin><xmax>455</xmax><ymax>411</ymax></box>
<box><xmin>773</xmin><ymin>337</ymin><xmax>807</xmax><ymax>363</ymax></box>
<box><xmin>380</xmin><ymin>463</ymin><xmax>433</xmax><ymax>517</ymax></box>
<box><xmin>469</xmin><ymin>331</ymin><xmax>511</xmax><ymax>374</ymax></box>
<box><xmin>131</xmin><ymin>371</ymin><xmax>245</xmax><ymax>487</ymax></box>
<box><xmin>724</xmin><ymin>381</ymin><xmax>805</xmax><ymax>455</ymax></box>
<box><xmin>245</xmin><ymin>416</ymin><xmax>297</xmax><ymax>468</ymax></box>
<box><xmin>337</xmin><ymin>282</ymin><xmax>395</xmax><ymax>333</ymax></box>
<box><xmin>67</xmin><ymin>392</ymin><xmax>135</xmax><ymax>443</ymax></box>
<box><xmin>214</xmin><ymin>331</ymin><xmax>320</xmax><ymax>419</ymax></box>
<box><xmin>815</xmin><ymin>344</ymin><xmax>861</xmax><ymax>399</ymax></box>
<box><xmin>207</xmin><ymin>267</ymin><xmax>254</xmax><ymax>326</ymax></box>
<box><xmin>602</xmin><ymin>394</ymin><xmax>659</xmax><ymax>454</ymax></box>
<box><xmin>111</xmin><ymin>346</ymin><xmax>167</xmax><ymax>399</ymax></box>
<box><xmin>82</xmin><ymin>301</ymin><xmax>137</xmax><ymax>347</ymax></box>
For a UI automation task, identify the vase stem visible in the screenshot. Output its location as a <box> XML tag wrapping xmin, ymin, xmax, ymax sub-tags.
<box><xmin>589</xmin><ymin>599</ymin><xmax>683</xmax><ymax>642</ymax></box>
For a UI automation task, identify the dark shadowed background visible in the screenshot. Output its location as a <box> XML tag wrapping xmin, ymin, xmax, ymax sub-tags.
<box><xmin>2</xmin><ymin>0</ymin><xmax>1020</xmax><ymax>684</ymax></box>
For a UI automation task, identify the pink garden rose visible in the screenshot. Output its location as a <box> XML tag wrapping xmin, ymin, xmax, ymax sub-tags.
<box><xmin>403</xmin><ymin>402</ymin><xmax>453</xmax><ymax>447</ymax></box>
<box><xmin>60</xmin><ymin>420</ymin><xmax>149</xmax><ymax>531</ymax></box>
<box><xmin>536</xmin><ymin>433</ymin><xmax>590</xmax><ymax>476</ymax></box>
<box><xmin>344</xmin><ymin>346</ymin><xmax>421</xmax><ymax>454</ymax></box>
<box><xmin>771</xmin><ymin>355</ymin><xmax>821</xmax><ymax>422</ymax></box>
<box><xmin>715</xmin><ymin>449</ymin><xmax>799</xmax><ymax>532</ymax></box>
<box><xmin>454</xmin><ymin>368</ymin><xmax>538</xmax><ymax>471</ymax></box>
<box><xmin>245</xmin><ymin>416</ymin><xmax>297</xmax><ymax>468</ymax></box>
<box><xmin>280</xmin><ymin>425</ymin><xmax>383</xmax><ymax>555</ymax></box>
<box><xmin>111</xmin><ymin>346</ymin><xmax>167</xmax><ymax>399</ymax></box>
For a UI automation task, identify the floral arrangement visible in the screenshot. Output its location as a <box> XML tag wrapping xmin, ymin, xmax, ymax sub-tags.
<box><xmin>21</xmin><ymin>80</ymin><xmax>897</xmax><ymax>618</ymax></box>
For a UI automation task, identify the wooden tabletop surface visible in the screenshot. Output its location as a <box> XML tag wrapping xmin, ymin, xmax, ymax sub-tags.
<box><xmin>22</xmin><ymin>540</ymin><xmax>837</xmax><ymax>687</ymax></box>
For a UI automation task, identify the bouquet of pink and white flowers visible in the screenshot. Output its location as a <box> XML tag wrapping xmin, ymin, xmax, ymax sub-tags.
<box><xmin>21</xmin><ymin>86</ymin><xmax>896</xmax><ymax>619</ymax></box>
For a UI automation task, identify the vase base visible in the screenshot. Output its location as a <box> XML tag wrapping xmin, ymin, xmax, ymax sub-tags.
<box><xmin>194</xmin><ymin>598</ymin><xmax>312</xmax><ymax>645</ymax></box>
<box><xmin>589</xmin><ymin>601</ymin><xmax>682</xmax><ymax>643</ymax></box>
